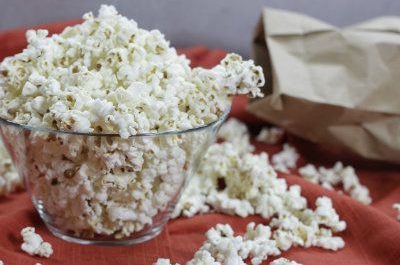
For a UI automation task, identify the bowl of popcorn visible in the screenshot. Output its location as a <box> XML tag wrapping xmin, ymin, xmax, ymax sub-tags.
<box><xmin>0</xmin><ymin>5</ymin><xmax>264</xmax><ymax>245</ymax></box>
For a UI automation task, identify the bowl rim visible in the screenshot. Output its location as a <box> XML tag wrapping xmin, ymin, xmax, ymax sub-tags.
<box><xmin>0</xmin><ymin>107</ymin><xmax>230</xmax><ymax>137</ymax></box>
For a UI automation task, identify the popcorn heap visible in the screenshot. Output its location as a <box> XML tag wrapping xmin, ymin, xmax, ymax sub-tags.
<box><xmin>154</xmin><ymin>223</ymin><xmax>302</xmax><ymax>265</ymax></box>
<box><xmin>174</xmin><ymin>119</ymin><xmax>346</xmax><ymax>253</ymax></box>
<box><xmin>0</xmin><ymin>139</ymin><xmax>21</xmax><ymax>196</ymax></box>
<box><xmin>20</xmin><ymin>227</ymin><xmax>53</xmax><ymax>258</ymax></box>
<box><xmin>0</xmin><ymin>5</ymin><xmax>264</xmax><ymax>239</ymax></box>
<box><xmin>299</xmin><ymin>163</ymin><xmax>372</xmax><ymax>205</ymax></box>
<box><xmin>0</xmin><ymin>6</ymin><xmax>263</xmax><ymax>138</ymax></box>
<box><xmin>271</xmin><ymin>144</ymin><xmax>299</xmax><ymax>173</ymax></box>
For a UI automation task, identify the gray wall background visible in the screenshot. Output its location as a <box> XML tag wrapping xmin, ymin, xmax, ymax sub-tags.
<box><xmin>0</xmin><ymin>0</ymin><xmax>399</xmax><ymax>58</ymax></box>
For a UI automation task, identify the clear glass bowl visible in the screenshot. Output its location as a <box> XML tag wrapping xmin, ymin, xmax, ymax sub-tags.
<box><xmin>0</xmin><ymin>110</ymin><xmax>228</xmax><ymax>245</ymax></box>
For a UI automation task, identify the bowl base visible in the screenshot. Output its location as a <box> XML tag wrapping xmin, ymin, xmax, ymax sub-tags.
<box><xmin>45</xmin><ymin>221</ymin><xmax>164</xmax><ymax>246</ymax></box>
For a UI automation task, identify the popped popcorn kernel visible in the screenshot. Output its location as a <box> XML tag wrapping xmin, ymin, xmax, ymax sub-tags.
<box><xmin>217</xmin><ymin>118</ymin><xmax>254</xmax><ymax>153</ymax></box>
<box><xmin>256</xmin><ymin>127</ymin><xmax>284</xmax><ymax>145</ymax></box>
<box><xmin>153</xmin><ymin>259</ymin><xmax>180</xmax><ymax>265</ymax></box>
<box><xmin>271</xmin><ymin>144</ymin><xmax>299</xmax><ymax>173</ymax></box>
<box><xmin>393</xmin><ymin>203</ymin><xmax>400</xmax><ymax>221</ymax></box>
<box><xmin>270</xmin><ymin>257</ymin><xmax>302</xmax><ymax>265</ymax></box>
<box><xmin>20</xmin><ymin>227</ymin><xmax>53</xmax><ymax>258</ymax></box>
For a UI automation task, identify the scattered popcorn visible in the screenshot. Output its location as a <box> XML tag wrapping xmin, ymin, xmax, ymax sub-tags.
<box><xmin>298</xmin><ymin>162</ymin><xmax>372</xmax><ymax>205</ymax></box>
<box><xmin>0</xmin><ymin>6</ymin><xmax>264</xmax><ymax>138</ymax></box>
<box><xmin>155</xmin><ymin>223</ymin><xmax>280</xmax><ymax>265</ymax></box>
<box><xmin>0</xmin><ymin>139</ymin><xmax>21</xmax><ymax>196</ymax></box>
<box><xmin>271</xmin><ymin>144</ymin><xmax>299</xmax><ymax>173</ymax></box>
<box><xmin>256</xmin><ymin>127</ymin><xmax>284</xmax><ymax>145</ymax></box>
<box><xmin>20</xmin><ymin>227</ymin><xmax>53</xmax><ymax>258</ymax></box>
<box><xmin>174</xmin><ymin>121</ymin><xmax>346</xmax><ymax>260</ymax></box>
<box><xmin>217</xmin><ymin>118</ymin><xmax>254</xmax><ymax>153</ymax></box>
<box><xmin>270</xmin><ymin>196</ymin><xmax>346</xmax><ymax>252</ymax></box>
<box><xmin>269</xmin><ymin>257</ymin><xmax>302</xmax><ymax>265</ymax></box>
<box><xmin>393</xmin><ymin>203</ymin><xmax>400</xmax><ymax>221</ymax></box>
<box><xmin>0</xmin><ymin>5</ymin><xmax>264</xmax><ymax>240</ymax></box>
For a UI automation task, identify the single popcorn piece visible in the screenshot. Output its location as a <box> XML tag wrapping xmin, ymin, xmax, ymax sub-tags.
<box><xmin>153</xmin><ymin>259</ymin><xmax>180</xmax><ymax>265</ymax></box>
<box><xmin>0</xmin><ymin>5</ymin><xmax>264</xmax><ymax>138</ymax></box>
<box><xmin>256</xmin><ymin>127</ymin><xmax>284</xmax><ymax>145</ymax></box>
<box><xmin>20</xmin><ymin>227</ymin><xmax>53</xmax><ymax>258</ymax></box>
<box><xmin>269</xmin><ymin>257</ymin><xmax>302</xmax><ymax>265</ymax></box>
<box><xmin>217</xmin><ymin>118</ymin><xmax>254</xmax><ymax>153</ymax></box>
<box><xmin>393</xmin><ymin>203</ymin><xmax>400</xmax><ymax>221</ymax></box>
<box><xmin>0</xmin><ymin>139</ymin><xmax>21</xmax><ymax>196</ymax></box>
<box><xmin>314</xmin><ymin>197</ymin><xmax>346</xmax><ymax>232</ymax></box>
<box><xmin>271</xmin><ymin>144</ymin><xmax>299</xmax><ymax>173</ymax></box>
<box><xmin>298</xmin><ymin>162</ymin><xmax>372</xmax><ymax>205</ymax></box>
<box><xmin>187</xmin><ymin>250</ymin><xmax>221</xmax><ymax>265</ymax></box>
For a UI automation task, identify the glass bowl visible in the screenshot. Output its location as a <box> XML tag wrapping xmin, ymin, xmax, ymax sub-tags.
<box><xmin>0</xmin><ymin>110</ymin><xmax>228</xmax><ymax>245</ymax></box>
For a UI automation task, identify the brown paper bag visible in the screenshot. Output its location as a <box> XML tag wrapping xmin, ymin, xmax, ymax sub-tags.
<box><xmin>248</xmin><ymin>7</ymin><xmax>400</xmax><ymax>164</ymax></box>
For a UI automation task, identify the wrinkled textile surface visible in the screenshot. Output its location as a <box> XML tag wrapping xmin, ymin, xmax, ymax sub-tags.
<box><xmin>0</xmin><ymin>22</ymin><xmax>399</xmax><ymax>265</ymax></box>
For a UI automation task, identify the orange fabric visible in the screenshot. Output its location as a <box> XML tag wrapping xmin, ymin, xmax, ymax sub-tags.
<box><xmin>0</xmin><ymin>21</ymin><xmax>400</xmax><ymax>265</ymax></box>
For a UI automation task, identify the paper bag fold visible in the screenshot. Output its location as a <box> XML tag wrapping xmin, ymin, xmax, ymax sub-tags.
<box><xmin>249</xmin><ymin>7</ymin><xmax>400</xmax><ymax>164</ymax></box>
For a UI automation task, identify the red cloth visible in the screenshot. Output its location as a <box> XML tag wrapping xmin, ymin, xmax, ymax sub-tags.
<box><xmin>0</xmin><ymin>22</ymin><xmax>400</xmax><ymax>265</ymax></box>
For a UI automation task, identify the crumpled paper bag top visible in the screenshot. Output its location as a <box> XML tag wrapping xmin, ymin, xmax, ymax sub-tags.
<box><xmin>249</xmin><ymin>7</ymin><xmax>400</xmax><ymax>164</ymax></box>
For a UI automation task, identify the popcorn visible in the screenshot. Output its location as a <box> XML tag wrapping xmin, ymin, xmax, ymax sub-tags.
<box><xmin>173</xmin><ymin>142</ymin><xmax>278</xmax><ymax>219</ymax></box>
<box><xmin>20</xmin><ymin>227</ymin><xmax>53</xmax><ymax>258</ymax></box>
<box><xmin>393</xmin><ymin>203</ymin><xmax>400</xmax><ymax>221</ymax></box>
<box><xmin>156</xmin><ymin>223</ymin><xmax>280</xmax><ymax>265</ymax></box>
<box><xmin>187</xmin><ymin>250</ymin><xmax>220</xmax><ymax>265</ymax></box>
<box><xmin>0</xmin><ymin>139</ymin><xmax>21</xmax><ymax>196</ymax></box>
<box><xmin>314</xmin><ymin>197</ymin><xmax>346</xmax><ymax>232</ymax></box>
<box><xmin>153</xmin><ymin>259</ymin><xmax>180</xmax><ymax>265</ymax></box>
<box><xmin>299</xmin><ymin>162</ymin><xmax>372</xmax><ymax>205</ymax></box>
<box><xmin>11</xmin><ymin>129</ymin><xmax>211</xmax><ymax>238</ymax></box>
<box><xmin>0</xmin><ymin>6</ymin><xmax>264</xmax><ymax>138</ymax></box>
<box><xmin>217</xmin><ymin>118</ymin><xmax>254</xmax><ymax>153</ymax></box>
<box><xmin>271</xmin><ymin>144</ymin><xmax>299</xmax><ymax>173</ymax></box>
<box><xmin>270</xmin><ymin>196</ymin><xmax>346</xmax><ymax>251</ymax></box>
<box><xmin>256</xmin><ymin>127</ymin><xmax>284</xmax><ymax>145</ymax></box>
<box><xmin>0</xmin><ymin>5</ymin><xmax>264</xmax><ymax>240</ymax></box>
<box><xmin>174</xmin><ymin>120</ymin><xmax>346</xmax><ymax>257</ymax></box>
<box><xmin>269</xmin><ymin>258</ymin><xmax>302</xmax><ymax>265</ymax></box>
<box><xmin>0</xmin><ymin>260</ymin><xmax>3</xmax><ymax>265</ymax></box>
